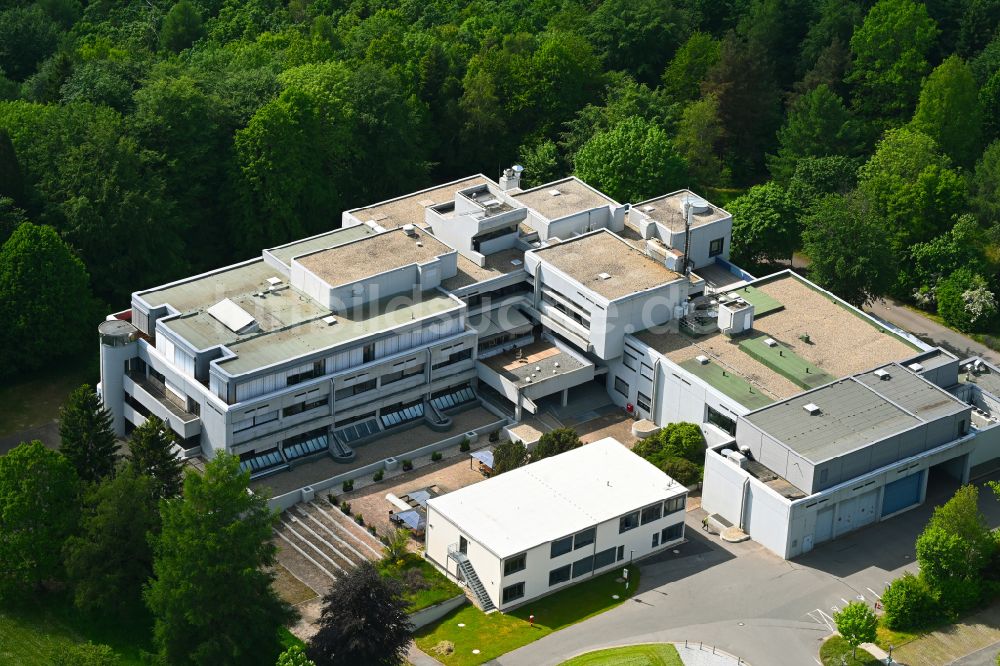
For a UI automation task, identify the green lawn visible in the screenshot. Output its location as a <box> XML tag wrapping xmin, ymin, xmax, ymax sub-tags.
<box><xmin>819</xmin><ymin>636</ymin><xmax>880</xmax><ymax>666</ymax></box>
<box><xmin>415</xmin><ymin>565</ymin><xmax>640</xmax><ymax>666</ymax></box>
<box><xmin>559</xmin><ymin>643</ymin><xmax>682</xmax><ymax>666</ymax></box>
<box><xmin>680</xmin><ymin>358</ymin><xmax>773</xmax><ymax>409</ymax></box>
<box><xmin>0</xmin><ymin>355</ymin><xmax>97</xmax><ymax>438</ymax></box>
<box><xmin>0</xmin><ymin>595</ymin><xmax>153</xmax><ymax>665</ymax></box>
<box><xmin>380</xmin><ymin>555</ymin><xmax>463</xmax><ymax>612</ymax></box>
<box><xmin>739</xmin><ymin>334</ymin><xmax>836</xmax><ymax>390</ymax></box>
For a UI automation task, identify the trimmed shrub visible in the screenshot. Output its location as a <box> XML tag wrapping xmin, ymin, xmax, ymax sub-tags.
<box><xmin>431</xmin><ymin>451</ymin><xmax>442</xmax><ymax>462</ymax></box>
<box><xmin>340</xmin><ymin>501</ymin><xmax>351</xmax><ymax>515</ymax></box>
<box><xmin>355</xmin><ymin>514</ymin><xmax>365</xmax><ymax>526</ymax></box>
<box><xmin>373</xmin><ymin>470</ymin><xmax>384</xmax><ymax>482</ymax></box>
<box><xmin>459</xmin><ymin>438</ymin><xmax>471</xmax><ymax>452</ymax></box>
<box><xmin>659</xmin><ymin>456</ymin><xmax>702</xmax><ymax>486</ymax></box>
<box><xmin>327</xmin><ymin>492</ymin><xmax>336</xmax><ymax>505</ymax></box>
<box><xmin>342</xmin><ymin>479</ymin><xmax>354</xmax><ymax>492</ymax></box>
<box><xmin>882</xmin><ymin>573</ymin><xmax>940</xmax><ymax>630</ymax></box>
<box><xmin>402</xmin><ymin>459</ymin><xmax>413</xmax><ymax>471</ymax></box>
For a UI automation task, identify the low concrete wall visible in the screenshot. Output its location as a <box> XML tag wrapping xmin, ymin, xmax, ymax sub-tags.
<box><xmin>264</xmin><ymin>419</ymin><xmax>505</xmax><ymax>512</ymax></box>
<box><xmin>409</xmin><ymin>594</ymin><xmax>467</xmax><ymax>629</ymax></box>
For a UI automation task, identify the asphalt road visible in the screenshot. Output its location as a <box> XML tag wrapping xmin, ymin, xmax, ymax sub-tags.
<box><xmin>950</xmin><ymin>642</ymin><xmax>1000</xmax><ymax>666</ymax></box>
<box><xmin>865</xmin><ymin>299</ymin><xmax>1000</xmax><ymax>364</ymax></box>
<box><xmin>493</xmin><ymin>473</ymin><xmax>1000</xmax><ymax>666</ymax></box>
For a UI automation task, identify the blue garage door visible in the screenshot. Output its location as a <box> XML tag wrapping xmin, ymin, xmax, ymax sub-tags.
<box><xmin>882</xmin><ymin>471</ymin><xmax>923</xmax><ymax>518</ymax></box>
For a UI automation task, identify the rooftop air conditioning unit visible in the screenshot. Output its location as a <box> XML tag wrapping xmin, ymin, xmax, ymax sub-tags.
<box><xmin>696</xmin><ymin>355</ymin><xmax>709</xmax><ymax>365</ymax></box>
<box><xmin>548</xmin><ymin>189</ymin><xmax>562</xmax><ymax>196</ymax></box>
<box><xmin>266</xmin><ymin>276</ymin><xmax>282</xmax><ymax>286</ymax></box>
<box><xmin>642</xmin><ymin>205</ymin><xmax>656</xmax><ymax>212</ymax></box>
<box><xmin>874</xmin><ymin>368</ymin><xmax>891</xmax><ymax>380</ymax></box>
<box><xmin>908</xmin><ymin>362</ymin><xmax>924</xmax><ymax>372</ymax></box>
<box><xmin>764</xmin><ymin>338</ymin><xmax>777</xmax><ymax>348</ymax></box>
<box><xmin>402</xmin><ymin>224</ymin><xmax>417</xmax><ymax>236</ymax></box>
<box><xmin>598</xmin><ymin>272</ymin><xmax>612</xmax><ymax>280</ymax></box>
<box><xmin>803</xmin><ymin>403</ymin><xmax>821</xmax><ymax>415</ymax></box>
<box><xmin>322</xmin><ymin>315</ymin><xmax>337</xmax><ymax>326</ymax></box>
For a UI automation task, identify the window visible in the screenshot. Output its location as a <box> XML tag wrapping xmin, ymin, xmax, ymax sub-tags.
<box><xmin>652</xmin><ymin>532</ymin><xmax>660</xmax><ymax>547</ymax></box>
<box><xmin>502</xmin><ymin>582</ymin><xmax>524</xmax><ymax>604</ymax></box>
<box><xmin>233</xmin><ymin>408</ymin><xmax>278</xmax><ymax>432</ymax></box>
<box><xmin>623</xmin><ymin>351</ymin><xmax>638</xmax><ymax>371</ymax></box>
<box><xmin>551</xmin><ymin>536</ymin><xmax>573</xmax><ymax>558</ymax></box>
<box><xmin>572</xmin><ymin>555</ymin><xmax>594</xmax><ymax>578</ymax></box>
<box><xmin>640</xmin><ymin>503</ymin><xmax>662</xmax><ymax>525</ymax></box>
<box><xmin>616</xmin><ymin>545</ymin><xmax>624</xmax><ymax>561</ymax></box>
<box><xmin>636</xmin><ymin>392</ymin><xmax>651</xmax><ymax>412</ymax></box>
<box><xmin>432</xmin><ymin>348</ymin><xmax>473</xmax><ymax>370</ymax></box>
<box><xmin>282</xmin><ymin>394</ymin><xmax>328</xmax><ymax>417</ymax></box>
<box><xmin>335</xmin><ymin>379</ymin><xmax>377</xmax><ymax>400</ymax></box>
<box><xmin>593</xmin><ymin>547</ymin><xmax>616</xmax><ymax>570</ymax></box>
<box><xmin>709</xmin><ymin>237</ymin><xmax>724</xmax><ymax>257</ymax></box>
<box><xmin>663</xmin><ymin>496</ymin><xmax>685</xmax><ymax>515</ymax></box>
<box><xmin>619</xmin><ymin>511</ymin><xmax>639</xmax><ymax>533</ymax></box>
<box><xmin>363</xmin><ymin>342</ymin><xmax>375</xmax><ymax>363</ymax></box>
<box><xmin>640</xmin><ymin>363</ymin><xmax>654</xmax><ymax>380</ymax></box>
<box><xmin>504</xmin><ymin>553</ymin><xmax>526</xmax><ymax>576</ymax></box>
<box><xmin>287</xmin><ymin>360</ymin><xmax>324</xmax><ymax>386</ymax></box>
<box><xmin>573</xmin><ymin>528</ymin><xmax>595</xmax><ymax>550</ymax></box>
<box><xmin>706</xmin><ymin>405</ymin><xmax>736</xmax><ymax>436</ymax></box>
<box><xmin>549</xmin><ymin>564</ymin><xmax>571</xmax><ymax>586</ymax></box>
<box><xmin>614</xmin><ymin>376</ymin><xmax>629</xmax><ymax>397</ymax></box>
<box><xmin>661</xmin><ymin>523</ymin><xmax>683</xmax><ymax>543</ymax></box>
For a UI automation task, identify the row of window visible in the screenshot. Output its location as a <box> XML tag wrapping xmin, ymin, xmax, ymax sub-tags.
<box><xmin>550</xmin><ymin>527</ymin><xmax>595</xmax><ymax>559</ymax></box>
<box><xmin>620</xmin><ymin>497</ymin><xmax>686</xmax><ymax>534</ymax></box>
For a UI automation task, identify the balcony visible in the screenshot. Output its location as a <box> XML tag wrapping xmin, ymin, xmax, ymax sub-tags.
<box><xmin>124</xmin><ymin>373</ymin><xmax>201</xmax><ymax>439</ymax></box>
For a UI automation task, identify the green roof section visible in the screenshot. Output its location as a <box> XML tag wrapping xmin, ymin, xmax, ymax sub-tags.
<box><xmin>728</xmin><ymin>284</ymin><xmax>783</xmax><ymax>316</ymax></box>
<box><xmin>679</xmin><ymin>358</ymin><xmax>775</xmax><ymax>409</ymax></box>
<box><xmin>739</xmin><ymin>335</ymin><xmax>835</xmax><ymax>390</ymax></box>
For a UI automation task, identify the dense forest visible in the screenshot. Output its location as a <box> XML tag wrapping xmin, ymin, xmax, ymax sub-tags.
<box><xmin>1</xmin><ymin>0</ymin><xmax>1000</xmax><ymax>379</ymax></box>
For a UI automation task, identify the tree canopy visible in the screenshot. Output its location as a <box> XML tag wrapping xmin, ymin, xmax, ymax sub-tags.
<box><xmin>59</xmin><ymin>384</ymin><xmax>119</xmax><ymax>484</ymax></box>
<box><xmin>127</xmin><ymin>416</ymin><xmax>184</xmax><ymax>501</ymax></box>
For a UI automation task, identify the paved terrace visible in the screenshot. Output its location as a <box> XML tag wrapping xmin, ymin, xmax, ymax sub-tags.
<box><xmin>348</xmin><ymin>175</ymin><xmax>491</xmax><ymax>229</ymax></box>
<box><xmin>248</xmin><ymin>406</ymin><xmax>502</xmax><ymax>497</ymax></box>
<box><xmin>636</xmin><ymin>273</ymin><xmax>921</xmax><ymax>404</ymax></box>
<box><xmin>441</xmin><ymin>248</ymin><xmax>526</xmax><ymax>290</ymax></box>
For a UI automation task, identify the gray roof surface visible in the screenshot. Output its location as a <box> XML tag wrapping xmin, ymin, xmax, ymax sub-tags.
<box><xmin>440</xmin><ymin>249</ymin><xmax>526</xmax><ymax>290</ymax></box>
<box><xmin>634</xmin><ymin>190</ymin><xmax>729</xmax><ymax>232</ymax></box>
<box><xmin>532</xmin><ymin>229</ymin><xmax>682</xmax><ymax>300</ymax></box>
<box><xmin>745</xmin><ymin>380</ymin><xmax>921</xmax><ymax>463</ymax></box>
<box><xmin>480</xmin><ymin>340</ymin><xmax>589</xmax><ymax>387</ymax></box>
<box><xmin>854</xmin><ymin>365</ymin><xmax>967</xmax><ymax>422</ymax></box>
<box><xmin>349</xmin><ymin>175</ymin><xmax>491</xmax><ymax>229</ymax></box>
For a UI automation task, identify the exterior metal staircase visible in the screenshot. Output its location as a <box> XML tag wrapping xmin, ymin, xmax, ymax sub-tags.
<box><xmin>449</xmin><ymin>545</ymin><xmax>495</xmax><ymax>612</ymax></box>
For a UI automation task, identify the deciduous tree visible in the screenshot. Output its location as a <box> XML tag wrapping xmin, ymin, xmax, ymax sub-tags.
<box><xmin>0</xmin><ymin>441</ymin><xmax>79</xmax><ymax>599</ymax></box>
<box><xmin>911</xmin><ymin>56</ymin><xmax>984</xmax><ymax>166</ymax></box>
<box><xmin>833</xmin><ymin>601</ymin><xmax>877</xmax><ymax>658</ymax></box>
<box><xmin>161</xmin><ymin>0</ymin><xmax>204</xmax><ymax>53</ymax></box>
<box><xmin>307</xmin><ymin>561</ymin><xmax>412</xmax><ymax>666</ymax></box>
<box><xmin>59</xmin><ymin>384</ymin><xmax>119</xmax><ymax>484</ymax></box>
<box><xmin>674</xmin><ymin>94</ymin><xmax>723</xmax><ymax>188</ymax></box>
<box><xmin>532</xmin><ymin>428</ymin><xmax>582</xmax><ymax>461</ymax></box>
<box><xmin>661</xmin><ymin>32</ymin><xmax>721</xmax><ymax>105</ymax></box>
<box><xmin>727</xmin><ymin>182</ymin><xmax>798</xmax><ymax>266</ymax></box>
<box><xmin>145</xmin><ymin>454</ymin><xmax>294</xmax><ymax>665</ymax></box>
<box><xmin>768</xmin><ymin>84</ymin><xmax>861</xmax><ymax>182</ymax></box>
<box><xmin>492</xmin><ymin>439</ymin><xmax>527</xmax><ymax>476</ymax></box>
<box><xmin>971</xmin><ymin>140</ymin><xmax>1000</xmax><ymax>226</ymax></box>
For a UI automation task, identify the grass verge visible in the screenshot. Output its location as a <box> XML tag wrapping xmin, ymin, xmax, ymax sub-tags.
<box><xmin>380</xmin><ymin>554</ymin><xmax>463</xmax><ymax>612</ymax></box>
<box><xmin>0</xmin><ymin>594</ymin><xmax>153</xmax><ymax>665</ymax></box>
<box><xmin>415</xmin><ymin>565</ymin><xmax>639</xmax><ymax>666</ymax></box>
<box><xmin>0</xmin><ymin>355</ymin><xmax>97</xmax><ymax>439</ymax></box>
<box><xmin>559</xmin><ymin>643</ymin><xmax>682</xmax><ymax>666</ymax></box>
<box><xmin>819</xmin><ymin>636</ymin><xmax>880</xmax><ymax>666</ymax></box>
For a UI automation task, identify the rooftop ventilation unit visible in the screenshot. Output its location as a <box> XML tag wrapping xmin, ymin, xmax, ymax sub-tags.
<box><xmin>548</xmin><ymin>189</ymin><xmax>562</xmax><ymax>197</ymax></box>
<box><xmin>642</xmin><ymin>205</ymin><xmax>656</xmax><ymax>212</ymax></box>
<box><xmin>908</xmin><ymin>362</ymin><xmax>924</xmax><ymax>372</ymax></box>
<box><xmin>510</xmin><ymin>259</ymin><xmax>523</xmax><ymax>267</ymax></box>
<box><xmin>695</xmin><ymin>355</ymin><xmax>709</xmax><ymax>365</ymax></box>
<box><xmin>553</xmin><ymin>362</ymin><xmax>560</xmax><ymax>368</ymax></box>
<box><xmin>266</xmin><ymin>276</ymin><xmax>282</xmax><ymax>286</ymax></box>
<box><xmin>597</xmin><ymin>272</ymin><xmax>612</xmax><ymax>280</ymax></box>
<box><xmin>415</xmin><ymin>241</ymin><xmax>424</xmax><ymax>247</ymax></box>
<box><xmin>874</xmin><ymin>368</ymin><xmax>891</xmax><ymax>380</ymax></box>
<box><xmin>764</xmin><ymin>338</ymin><xmax>777</xmax><ymax>348</ymax></box>
<box><xmin>322</xmin><ymin>315</ymin><xmax>337</xmax><ymax>326</ymax></box>
<box><xmin>402</xmin><ymin>224</ymin><xmax>417</xmax><ymax>236</ymax></box>
<box><xmin>803</xmin><ymin>403</ymin><xmax>821</xmax><ymax>415</ymax></box>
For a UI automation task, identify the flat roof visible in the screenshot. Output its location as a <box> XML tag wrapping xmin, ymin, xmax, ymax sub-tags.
<box><xmin>532</xmin><ymin>229</ymin><xmax>683</xmax><ymax>300</ymax></box>
<box><xmin>139</xmin><ymin>260</ymin><xmax>282</xmax><ymax>314</ymax></box>
<box><xmin>349</xmin><ymin>175</ymin><xmax>491</xmax><ymax>230</ymax></box>
<box><xmin>267</xmin><ymin>226</ymin><xmax>376</xmax><ymax>266</ymax></box>
<box><xmin>635</xmin><ymin>272</ymin><xmax>921</xmax><ymax>402</ymax></box>
<box><xmin>480</xmin><ymin>340</ymin><xmax>589</xmax><ymax>387</ymax></box>
<box><xmin>426</xmin><ymin>438</ymin><xmax>685</xmax><ymax>558</ymax></box>
<box><xmin>295</xmin><ymin>227</ymin><xmax>452</xmax><ymax>288</ymax></box>
<box><xmin>745</xmin><ymin>366</ymin><xmax>968</xmax><ymax>463</ymax></box>
<box><xmin>745</xmin><ymin>379</ymin><xmax>921</xmax><ymax>463</ymax></box>
<box><xmin>513</xmin><ymin>177</ymin><xmax>618</xmax><ymax>221</ymax></box>
<box><xmin>903</xmin><ymin>348</ymin><xmax>958</xmax><ymax>373</ymax></box>
<box><xmin>217</xmin><ymin>292</ymin><xmax>460</xmax><ymax>375</ymax></box>
<box><xmin>441</xmin><ymin>249</ymin><xmax>526</xmax><ymax>290</ymax></box>
<box><xmin>635</xmin><ymin>190</ymin><xmax>729</xmax><ymax>233</ymax></box>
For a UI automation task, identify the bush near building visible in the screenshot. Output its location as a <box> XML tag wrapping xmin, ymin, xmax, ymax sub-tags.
<box><xmin>632</xmin><ymin>422</ymin><xmax>705</xmax><ymax>485</ymax></box>
<box><xmin>881</xmin><ymin>573</ymin><xmax>940</xmax><ymax>631</ymax></box>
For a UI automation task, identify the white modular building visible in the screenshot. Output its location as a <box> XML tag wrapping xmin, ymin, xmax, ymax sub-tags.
<box><xmin>424</xmin><ymin>437</ymin><xmax>687</xmax><ymax>611</ymax></box>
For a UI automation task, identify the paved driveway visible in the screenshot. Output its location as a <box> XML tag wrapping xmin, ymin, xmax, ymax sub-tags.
<box><xmin>494</xmin><ymin>473</ymin><xmax>1000</xmax><ymax>666</ymax></box>
<box><xmin>865</xmin><ymin>299</ymin><xmax>1000</xmax><ymax>364</ymax></box>
<box><xmin>950</xmin><ymin>642</ymin><xmax>1000</xmax><ymax>666</ymax></box>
